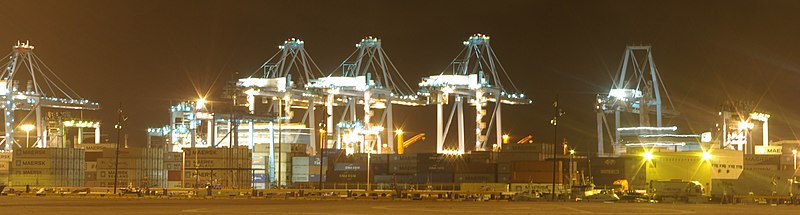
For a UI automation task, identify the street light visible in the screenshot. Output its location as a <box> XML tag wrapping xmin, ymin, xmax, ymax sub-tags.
<box><xmin>196</xmin><ymin>97</ymin><xmax>206</xmax><ymax>109</ymax></box>
<box><xmin>20</xmin><ymin>124</ymin><xmax>35</xmax><ymax>148</ymax></box>
<box><xmin>701</xmin><ymin>151</ymin><xmax>713</xmax><ymax>161</ymax></box>
<box><xmin>502</xmin><ymin>134</ymin><xmax>509</xmax><ymax>144</ymax></box>
<box><xmin>642</xmin><ymin>151</ymin><xmax>654</xmax><ymax>161</ymax></box>
<box><xmin>395</xmin><ymin>129</ymin><xmax>404</xmax><ymax>154</ymax></box>
<box><xmin>793</xmin><ymin>149</ymin><xmax>797</xmax><ymax>170</ymax></box>
<box><xmin>550</xmin><ymin>95</ymin><xmax>565</xmax><ymax>201</ymax></box>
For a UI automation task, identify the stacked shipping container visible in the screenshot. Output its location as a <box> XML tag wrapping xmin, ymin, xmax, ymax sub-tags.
<box><xmin>10</xmin><ymin>148</ymin><xmax>84</xmax><ymax>187</ymax></box>
<box><xmin>96</xmin><ymin>148</ymin><xmax>166</xmax><ymax>187</ymax></box>
<box><xmin>183</xmin><ymin>147</ymin><xmax>251</xmax><ymax>188</ymax></box>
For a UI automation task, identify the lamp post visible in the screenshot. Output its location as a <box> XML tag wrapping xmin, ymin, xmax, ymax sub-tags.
<box><xmin>20</xmin><ymin>124</ymin><xmax>35</xmax><ymax>148</ymax></box>
<box><xmin>550</xmin><ymin>94</ymin><xmax>565</xmax><ymax>201</ymax></box>
<box><xmin>395</xmin><ymin>129</ymin><xmax>404</xmax><ymax>154</ymax></box>
<box><xmin>792</xmin><ymin>149</ymin><xmax>798</xmax><ymax>200</ymax></box>
<box><xmin>569</xmin><ymin>149</ymin><xmax>575</xmax><ymax>188</ymax></box>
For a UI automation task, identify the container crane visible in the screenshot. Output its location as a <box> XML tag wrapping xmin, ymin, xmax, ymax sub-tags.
<box><xmin>237</xmin><ymin>38</ymin><xmax>326</xmax><ymax>154</ymax></box>
<box><xmin>595</xmin><ymin>46</ymin><xmax>678</xmax><ymax>156</ymax></box>
<box><xmin>307</xmin><ymin>36</ymin><xmax>422</xmax><ymax>154</ymax></box>
<box><xmin>418</xmin><ymin>33</ymin><xmax>531</xmax><ymax>154</ymax></box>
<box><xmin>0</xmin><ymin>41</ymin><xmax>100</xmax><ymax>151</ymax></box>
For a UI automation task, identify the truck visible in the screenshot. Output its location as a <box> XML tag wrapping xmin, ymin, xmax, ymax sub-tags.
<box><xmin>650</xmin><ymin>179</ymin><xmax>708</xmax><ymax>203</ymax></box>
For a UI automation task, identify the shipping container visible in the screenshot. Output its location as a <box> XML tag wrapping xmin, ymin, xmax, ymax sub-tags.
<box><xmin>389</xmin><ymin>162</ymin><xmax>417</xmax><ymax>174</ymax></box>
<box><xmin>497</xmin><ymin>163</ymin><xmax>512</xmax><ymax>173</ymax></box>
<box><xmin>308</xmin><ymin>174</ymin><xmax>326</xmax><ymax>182</ymax></box>
<box><xmin>417</xmin><ymin>162</ymin><xmax>455</xmax><ymax>173</ymax></box>
<box><xmin>497</xmin><ymin>173</ymin><xmax>512</xmax><ymax>183</ymax></box>
<box><xmin>511</xmin><ymin>171</ymin><xmax>563</xmax><ymax>183</ymax></box>
<box><xmin>327</xmin><ymin>171</ymin><xmax>367</xmax><ymax>182</ymax></box>
<box><xmin>460</xmin><ymin>183</ymin><xmax>508</xmax><ymax>192</ymax></box>
<box><xmin>167</xmin><ymin>170</ymin><xmax>182</xmax><ymax>181</ymax></box>
<box><xmin>512</xmin><ymin>160</ymin><xmax>562</xmax><ymax>172</ymax></box>
<box><xmin>164</xmin><ymin>152</ymin><xmax>183</xmax><ymax>162</ymax></box>
<box><xmin>373</xmin><ymin>174</ymin><xmax>414</xmax><ymax>183</ymax></box>
<box><xmin>292</xmin><ymin>174</ymin><xmax>309</xmax><ymax>182</ymax></box>
<box><xmin>0</xmin><ymin>152</ymin><xmax>12</xmax><ymax>161</ymax></box>
<box><xmin>454</xmin><ymin>173</ymin><xmax>495</xmax><ymax>183</ymax></box>
<box><xmin>413</xmin><ymin>173</ymin><xmax>453</xmax><ymax>183</ymax></box>
<box><xmin>292</xmin><ymin>157</ymin><xmax>310</xmax><ymax>166</ymax></box>
<box><xmin>497</xmin><ymin>152</ymin><xmax>545</xmax><ymax>162</ymax></box>
<box><xmin>334</xmin><ymin>163</ymin><xmax>367</xmax><ymax>172</ymax></box>
<box><xmin>0</xmin><ymin>161</ymin><xmax>10</xmax><ymax>171</ymax></box>
<box><xmin>455</xmin><ymin>163</ymin><xmax>496</xmax><ymax>173</ymax></box>
<box><xmin>390</xmin><ymin>154</ymin><xmax>417</xmax><ymax>162</ymax></box>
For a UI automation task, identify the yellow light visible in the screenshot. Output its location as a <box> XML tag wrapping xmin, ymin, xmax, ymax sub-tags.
<box><xmin>642</xmin><ymin>151</ymin><xmax>654</xmax><ymax>161</ymax></box>
<box><xmin>502</xmin><ymin>134</ymin><xmax>509</xmax><ymax>144</ymax></box>
<box><xmin>737</xmin><ymin>120</ymin><xmax>754</xmax><ymax>130</ymax></box>
<box><xmin>196</xmin><ymin>97</ymin><xmax>206</xmax><ymax>109</ymax></box>
<box><xmin>793</xmin><ymin>149</ymin><xmax>797</xmax><ymax>156</ymax></box>
<box><xmin>20</xmin><ymin>124</ymin><xmax>35</xmax><ymax>132</ymax></box>
<box><xmin>395</xmin><ymin>129</ymin><xmax>403</xmax><ymax>135</ymax></box>
<box><xmin>569</xmin><ymin>149</ymin><xmax>575</xmax><ymax>155</ymax></box>
<box><xmin>701</xmin><ymin>151</ymin><xmax>713</xmax><ymax>161</ymax></box>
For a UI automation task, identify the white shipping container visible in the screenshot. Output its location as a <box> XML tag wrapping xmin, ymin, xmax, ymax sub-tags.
<box><xmin>292</xmin><ymin>174</ymin><xmax>309</xmax><ymax>182</ymax></box>
<box><xmin>292</xmin><ymin>165</ymin><xmax>309</xmax><ymax>174</ymax></box>
<box><xmin>292</xmin><ymin>157</ymin><xmax>310</xmax><ymax>166</ymax></box>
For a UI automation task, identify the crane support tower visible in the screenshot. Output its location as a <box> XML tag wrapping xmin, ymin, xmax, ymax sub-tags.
<box><xmin>595</xmin><ymin>45</ymin><xmax>678</xmax><ymax>156</ymax></box>
<box><xmin>0</xmin><ymin>41</ymin><xmax>101</xmax><ymax>151</ymax></box>
<box><xmin>308</xmin><ymin>36</ymin><xmax>422</xmax><ymax>155</ymax></box>
<box><xmin>238</xmin><ymin>38</ymin><xmax>326</xmax><ymax>154</ymax></box>
<box><xmin>418</xmin><ymin>33</ymin><xmax>531</xmax><ymax>154</ymax></box>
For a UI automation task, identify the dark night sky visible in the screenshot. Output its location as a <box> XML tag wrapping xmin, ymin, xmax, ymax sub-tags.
<box><xmin>1</xmin><ymin>0</ymin><xmax>798</xmax><ymax>152</ymax></box>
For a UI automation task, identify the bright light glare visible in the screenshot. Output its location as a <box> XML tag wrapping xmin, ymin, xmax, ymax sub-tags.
<box><xmin>20</xmin><ymin>124</ymin><xmax>35</xmax><ymax>132</ymax></box>
<box><xmin>701</xmin><ymin>151</ymin><xmax>713</xmax><ymax>161</ymax></box>
<box><xmin>642</xmin><ymin>151</ymin><xmax>654</xmax><ymax>161</ymax></box>
<box><xmin>737</xmin><ymin>121</ymin><xmax>754</xmax><ymax>130</ymax></box>
<box><xmin>395</xmin><ymin>129</ymin><xmax>403</xmax><ymax>135</ymax></box>
<box><xmin>441</xmin><ymin>149</ymin><xmax>463</xmax><ymax>156</ymax></box>
<box><xmin>196</xmin><ymin>98</ymin><xmax>206</xmax><ymax>109</ymax></box>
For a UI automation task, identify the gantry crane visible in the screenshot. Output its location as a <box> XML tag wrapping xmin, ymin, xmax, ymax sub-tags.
<box><xmin>0</xmin><ymin>41</ymin><xmax>101</xmax><ymax>151</ymax></box>
<box><xmin>418</xmin><ymin>33</ymin><xmax>531</xmax><ymax>154</ymax></box>
<box><xmin>307</xmin><ymin>36</ymin><xmax>421</xmax><ymax>154</ymax></box>
<box><xmin>237</xmin><ymin>38</ymin><xmax>326</xmax><ymax>154</ymax></box>
<box><xmin>595</xmin><ymin>45</ymin><xmax>678</xmax><ymax>156</ymax></box>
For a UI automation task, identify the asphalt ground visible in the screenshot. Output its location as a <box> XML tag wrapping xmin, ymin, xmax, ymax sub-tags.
<box><xmin>1</xmin><ymin>197</ymin><xmax>799</xmax><ymax>215</ymax></box>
